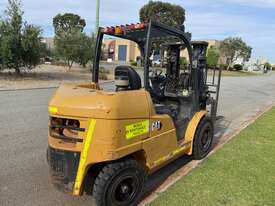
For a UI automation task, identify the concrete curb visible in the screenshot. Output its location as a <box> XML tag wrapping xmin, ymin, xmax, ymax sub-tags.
<box><xmin>140</xmin><ymin>103</ymin><xmax>274</xmax><ymax>206</ymax></box>
<box><xmin>0</xmin><ymin>80</ymin><xmax>115</xmax><ymax>92</ymax></box>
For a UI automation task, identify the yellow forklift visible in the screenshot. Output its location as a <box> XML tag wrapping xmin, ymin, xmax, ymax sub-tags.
<box><xmin>47</xmin><ymin>21</ymin><xmax>221</xmax><ymax>206</ymax></box>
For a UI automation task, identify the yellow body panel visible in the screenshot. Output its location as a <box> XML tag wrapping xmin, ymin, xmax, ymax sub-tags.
<box><xmin>185</xmin><ymin>111</ymin><xmax>207</xmax><ymax>155</ymax></box>
<box><xmin>48</xmin><ymin>83</ymin><xmax>207</xmax><ymax>195</ymax></box>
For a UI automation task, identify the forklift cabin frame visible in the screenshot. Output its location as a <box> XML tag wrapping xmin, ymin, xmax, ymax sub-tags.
<box><xmin>92</xmin><ymin>21</ymin><xmax>201</xmax><ymax>112</ymax></box>
<box><xmin>92</xmin><ymin>21</ymin><xmax>222</xmax><ymax>122</ymax></box>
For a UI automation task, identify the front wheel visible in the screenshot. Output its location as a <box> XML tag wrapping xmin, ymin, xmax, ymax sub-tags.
<box><xmin>192</xmin><ymin>117</ymin><xmax>214</xmax><ymax>160</ymax></box>
<box><xmin>93</xmin><ymin>159</ymin><xmax>147</xmax><ymax>206</ymax></box>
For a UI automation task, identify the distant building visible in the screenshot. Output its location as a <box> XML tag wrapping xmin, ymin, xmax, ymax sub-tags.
<box><xmin>244</xmin><ymin>57</ymin><xmax>269</xmax><ymax>71</ymax></box>
<box><xmin>41</xmin><ymin>37</ymin><xmax>54</xmax><ymax>50</ymax></box>
<box><xmin>103</xmin><ymin>38</ymin><xmax>222</xmax><ymax>63</ymax></box>
<box><xmin>103</xmin><ymin>38</ymin><xmax>141</xmax><ymax>62</ymax></box>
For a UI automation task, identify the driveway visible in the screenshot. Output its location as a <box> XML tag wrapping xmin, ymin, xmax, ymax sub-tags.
<box><xmin>0</xmin><ymin>72</ymin><xmax>274</xmax><ymax>206</ymax></box>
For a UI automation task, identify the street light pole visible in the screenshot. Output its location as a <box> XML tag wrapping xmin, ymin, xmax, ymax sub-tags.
<box><xmin>96</xmin><ymin>0</ymin><xmax>100</xmax><ymax>33</ymax></box>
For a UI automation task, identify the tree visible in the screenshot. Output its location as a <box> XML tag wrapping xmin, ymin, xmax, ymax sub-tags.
<box><xmin>0</xmin><ymin>0</ymin><xmax>42</xmax><ymax>73</ymax></box>
<box><xmin>264</xmin><ymin>62</ymin><xmax>272</xmax><ymax>70</ymax></box>
<box><xmin>180</xmin><ymin>57</ymin><xmax>188</xmax><ymax>69</ymax></box>
<box><xmin>220</xmin><ymin>37</ymin><xmax>252</xmax><ymax>70</ymax></box>
<box><xmin>0</xmin><ymin>19</ymin><xmax>4</xmax><ymax>70</ymax></box>
<box><xmin>21</xmin><ymin>24</ymin><xmax>42</xmax><ymax>69</ymax></box>
<box><xmin>139</xmin><ymin>1</ymin><xmax>185</xmax><ymax>28</ymax></box>
<box><xmin>207</xmin><ymin>46</ymin><xmax>220</xmax><ymax>68</ymax></box>
<box><xmin>53</xmin><ymin>13</ymin><xmax>86</xmax><ymax>34</ymax></box>
<box><xmin>1</xmin><ymin>0</ymin><xmax>24</xmax><ymax>73</ymax></box>
<box><xmin>39</xmin><ymin>42</ymin><xmax>53</xmax><ymax>59</ymax></box>
<box><xmin>53</xmin><ymin>13</ymin><xmax>92</xmax><ymax>70</ymax></box>
<box><xmin>77</xmin><ymin>34</ymin><xmax>95</xmax><ymax>67</ymax></box>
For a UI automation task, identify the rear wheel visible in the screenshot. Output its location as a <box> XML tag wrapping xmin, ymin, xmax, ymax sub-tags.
<box><xmin>192</xmin><ymin>117</ymin><xmax>214</xmax><ymax>160</ymax></box>
<box><xmin>93</xmin><ymin>159</ymin><xmax>146</xmax><ymax>206</ymax></box>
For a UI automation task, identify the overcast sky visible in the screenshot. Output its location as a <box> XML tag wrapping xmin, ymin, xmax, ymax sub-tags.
<box><xmin>0</xmin><ymin>0</ymin><xmax>274</xmax><ymax>63</ymax></box>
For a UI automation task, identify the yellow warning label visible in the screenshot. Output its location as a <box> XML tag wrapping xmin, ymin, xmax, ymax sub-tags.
<box><xmin>126</xmin><ymin>120</ymin><xmax>149</xmax><ymax>140</ymax></box>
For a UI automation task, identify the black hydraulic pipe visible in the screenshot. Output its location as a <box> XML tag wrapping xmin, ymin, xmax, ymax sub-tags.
<box><xmin>144</xmin><ymin>21</ymin><xmax>153</xmax><ymax>90</ymax></box>
<box><xmin>92</xmin><ymin>29</ymin><xmax>104</xmax><ymax>83</ymax></box>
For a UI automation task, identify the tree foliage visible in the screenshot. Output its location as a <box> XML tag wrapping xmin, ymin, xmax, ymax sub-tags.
<box><xmin>180</xmin><ymin>57</ymin><xmax>188</xmax><ymax>69</ymax></box>
<box><xmin>0</xmin><ymin>0</ymin><xmax>42</xmax><ymax>73</ymax></box>
<box><xmin>264</xmin><ymin>62</ymin><xmax>272</xmax><ymax>70</ymax></box>
<box><xmin>0</xmin><ymin>20</ymin><xmax>5</xmax><ymax>70</ymax></box>
<box><xmin>233</xmin><ymin>64</ymin><xmax>243</xmax><ymax>71</ymax></box>
<box><xmin>220</xmin><ymin>37</ymin><xmax>252</xmax><ymax>70</ymax></box>
<box><xmin>77</xmin><ymin>33</ymin><xmax>95</xmax><ymax>67</ymax></box>
<box><xmin>139</xmin><ymin>1</ymin><xmax>185</xmax><ymax>28</ymax></box>
<box><xmin>21</xmin><ymin>24</ymin><xmax>42</xmax><ymax>69</ymax></box>
<box><xmin>207</xmin><ymin>46</ymin><xmax>220</xmax><ymax>68</ymax></box>
<box><xmin>53</xmin><ymin>13</ymin><xmax>86</xmax><ymax>34</ymax></box>
<box><xmin>53</xmin><ymin>13</ymin><xmax>93</xmax><ymax>69</ymax></box>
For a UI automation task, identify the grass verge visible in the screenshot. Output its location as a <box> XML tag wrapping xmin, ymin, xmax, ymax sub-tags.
<box><xmin>208</xmin><ymin>70</ymin><xmax>260</xmax><ymax>77</ymax></box>
<box><xmin>150</xmin><ymin>107</ymin><xmax>275</xmax><ymax>206</ymax></box>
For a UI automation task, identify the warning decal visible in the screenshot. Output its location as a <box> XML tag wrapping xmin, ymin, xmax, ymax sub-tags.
<box><xmin>126</xmin><ymin>120</ymin><xmax>149</xmax><ymax>140</ymax></box>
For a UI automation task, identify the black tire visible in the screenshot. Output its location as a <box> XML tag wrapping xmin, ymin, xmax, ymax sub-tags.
<box><xmin>192</xmin><ymin>117</ymin><xmax>214</xmax><ymax>160</ymax></box>
<box><xmin>93</xmin><ymin>159</ymin><xmax>147</xmax><ymax>206</ymax></box>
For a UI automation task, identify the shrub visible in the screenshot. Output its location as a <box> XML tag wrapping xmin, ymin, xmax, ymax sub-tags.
<box><xmin>98</xmin><ymin>66</ymin><xmax>109</xmax><ymax>80</ymax></box>
<box><xmin>272</xmin><ymin>65</ymin><xmax>275</xmax><ymax>71</ymax></box>
<box><xmin>207</xmin><ymin>46</ymin><xmax>220</xmax><ymax>68</ymax></box>
<box><xmin>99</xmin><ymin>66</ymin><xmax>110</xmax><ymax>74</ymax></box>
<box><xmin>99</xmin><ymin>73</ymin><xmax>108</xmax><ymax>80</ymax></box>
<box><xmin>219</xmin><ymin>64</ymin><xmax>228</xmax><ymax>70</ymax></box>
<box><xmin>233</xmin><ymin>64</ymin><xmax>243</xmax><ymax>71</ymax></box>
<box><xmin>179</xmin><ymin>57</ymin><xmax>188</xmax><ymax>70</ymax></box>
<box><xmin>131</xmin><ymin>61</ymin><xmax>137</xmax><ymax>67</ymax></box>
<box><xmin>264</xmin><ymin>62</ymin><xmax>272</xmax><ymax>70</ymax></box>
<box><xmin>51</xmin><ymin>60</ymin><xmax>67</xmax><ymax>67</ymax></box>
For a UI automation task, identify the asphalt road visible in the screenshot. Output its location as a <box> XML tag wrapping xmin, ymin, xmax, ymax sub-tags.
<box><xmin>0</xmin><ymin>72</ymin><xmax>275</xmax><ymax>206</ymax></box>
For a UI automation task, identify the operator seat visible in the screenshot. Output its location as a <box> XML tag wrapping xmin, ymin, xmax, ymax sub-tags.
<box><xmin>115</xmin><ymin>66</ymin><xmax>141</xmax><ymax>91</ymax></box>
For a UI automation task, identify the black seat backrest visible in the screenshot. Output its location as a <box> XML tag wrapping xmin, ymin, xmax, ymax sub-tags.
<box><xmin>115</xmin><ymin>66</ymin><xmax>141</xmax><ymax>90</ymax></box>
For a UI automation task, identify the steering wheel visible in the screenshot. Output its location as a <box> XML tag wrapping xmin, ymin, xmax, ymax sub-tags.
<box><xmin>153</xmin><ymin>68</ymin><xmax>163</xmax><ymax>77</ymax></box>
<box><xmin>149</xmin><ymin>68</ymin><xmax>166</xmax><ymax>101</ymax></box>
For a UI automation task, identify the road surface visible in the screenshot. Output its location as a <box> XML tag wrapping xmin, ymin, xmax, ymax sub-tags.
<box><xmin>0</xmin><ymin>72</ymin><xmax>275</xmax><ymax>206</ymax></box>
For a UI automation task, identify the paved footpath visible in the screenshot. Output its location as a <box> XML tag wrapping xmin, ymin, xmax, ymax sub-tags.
<box><xmin>0</xmin><ymin>72</ymin><xmax>274</xmax><ymax>206</ymax></box>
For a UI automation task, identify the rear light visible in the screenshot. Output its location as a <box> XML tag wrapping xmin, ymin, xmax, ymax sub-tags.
<box><xmin>115</xmin><ymin>26</ymin><xmax>123</xmax><ymax>35</ymax></box>
<box><xmin>102</xmin><ymin>27</ymin><xmax>115</xmax><ymax>34</ymax></box>
<box><xmin>128</xmin><ymin>24</ymin><xmax>136</xmax><ymax>30</ymax></box>
<box><xmin>135</xmin><ymin>23</ymin><xmax>141</xmax><ymax>29</ymax></box>
<box><xmin>102</xmin><ymin>22</ymin><xmax>147</xmax><ymax>34</ymax></box>
<box><xmin>102</xmin><ymin>27</ymin><xmax>108</xmax><ymax>33</ymax></box>
<box><xmin>140</xmin><ymin>22</ymin><xmax>146</xmax><ymax>29</ymax></box>
<box><xmin>108</xmin><ymin>27</ymin><xmax>115</xmax><ymax>33</ymax></box>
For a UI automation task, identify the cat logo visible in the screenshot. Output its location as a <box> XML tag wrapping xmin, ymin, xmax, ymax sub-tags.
<box><xmin>151</xmin><ymin>120</ymin><xmax>162</xmax><ymax>131</ymax></box>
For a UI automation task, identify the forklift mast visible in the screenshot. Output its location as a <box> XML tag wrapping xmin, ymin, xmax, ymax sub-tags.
<box><xmin>192</xmin><ymin>41</ymin><xmax>222</xmax><ymax>120</ymax></box>
<box><xmin>192</xmin><ymin>41</ymin><xmax>209</xmax><ymax>108</ymax></box>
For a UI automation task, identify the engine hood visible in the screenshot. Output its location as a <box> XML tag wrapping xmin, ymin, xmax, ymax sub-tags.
<box><xmin>48</xmin><ymin>83</ymin><xmax>150</xmax><ymax>119</ymax></box>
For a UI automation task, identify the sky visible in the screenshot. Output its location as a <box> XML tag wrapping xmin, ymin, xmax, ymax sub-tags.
<box><xmin>0</xmin><ymin>0</ymin><xmax>274</xmax><ymax>63</ymax></box>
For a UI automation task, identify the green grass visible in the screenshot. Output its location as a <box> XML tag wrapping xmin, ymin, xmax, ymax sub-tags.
<box><xmin>208</xmin><ymin>70</ymin><xmax>260</xmax><ymax>77</ymax></box>
<box><xmin>150</xmin><ymin>107</ymin><xmax>275</xmax><ymax>206</ymax></box>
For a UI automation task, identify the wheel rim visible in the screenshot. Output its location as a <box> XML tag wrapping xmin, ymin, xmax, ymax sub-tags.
<box><xmin>200</xmin><ymin>125</ymin><xmax>212</xmax><ymax>153</ymax></box>
<box><xmin>110</xmin><ymin>174</ymin><xmax>139</xmax><ymax>205</ymax></box>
